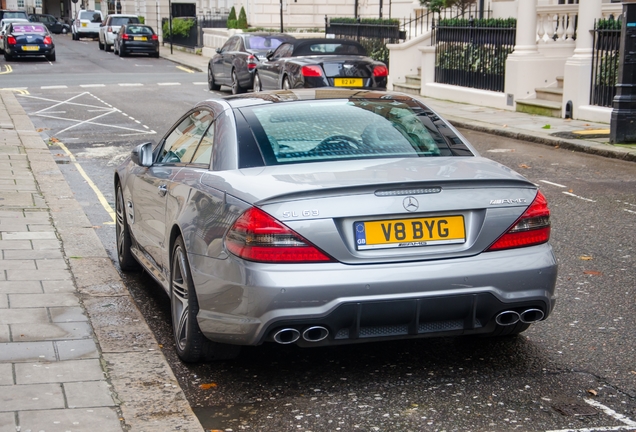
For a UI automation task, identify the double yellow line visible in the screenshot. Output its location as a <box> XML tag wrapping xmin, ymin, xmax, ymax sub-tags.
<box><xmin>0</xmin><ymin>65</ymin><xmax>12</xmax><ymax>74</ymax></box>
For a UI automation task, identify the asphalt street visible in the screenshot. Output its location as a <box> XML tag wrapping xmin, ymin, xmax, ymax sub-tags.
<box><xmin>1</xmin><ymin>33</ymin><xmax>635</xmax><ymax>432</ymax></box>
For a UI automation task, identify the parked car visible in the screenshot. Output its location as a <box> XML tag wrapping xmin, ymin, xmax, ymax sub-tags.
<box><xmin>253</xmin><ymin>38</ymin><xmax>388</xmax><ymax>92</ymax></box>
<box><xmin>0</xmin><ymin>10</ymin><xmax>29</xmax><ymax>21</ymax></box>
<box><xmin>114</xmin><ymin>88</ymin><xmax>557</xmax><ymax>363</ymax></box>
<box><xmin>0</xmin><ymin>17</ymin><xmax>28</xmax><ymax>54</ymax></box>
<box><xmin>72</xmin><ymin>9</ymin><xmax>102</xmax><ymax>40</ymax></box>
<box><xmin>207</xmin><ymin>32</ymin><xmax>295</xmax><ymax>94</ymax></box>
<box><xmin>3</xmin><ymin>22</ymin><xmax>55</xmax><ymax>61</ymax></box>
<box><xmin>99</xmin><ymin>14</ymin><xmax>140</xmax><ymax>52</ymax></box>
<box><xmin>29</xmin><ymin>13</ymin><xmax>70</xmax><ymax>34</ymax></box>
<box><xmin>113</xmin><ymin>24</ymin><xmax>158</xmax><ymax>57</ymax></box>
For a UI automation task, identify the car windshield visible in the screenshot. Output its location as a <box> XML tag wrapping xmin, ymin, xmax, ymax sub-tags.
<box><xmin>243</xmin><ymin>99</ymin><xmax>472</xmax><ymax>164</ymax></box>
<box><xmin>245</xmin><ymin>36</ymin><xmax>286</xmax><ymax>51</ymax></box>
<box><xmin>126</xmin><ymin>25</ymin><xmax>153</xmax><ymax>35</ymax></box>
<box><xmin>112</xmin><ymin>16</ymin><xmax>138</xmax><ymax>25</ymax></box>
<box><xmin>295</xmin><ymin>42</ymin><xmax>366</xmax><ymax>56</ymax></box>
<box><xmin>13</xmin><ymin>24</ymin><xmax>46</xmax><ymax>33</ymax></box>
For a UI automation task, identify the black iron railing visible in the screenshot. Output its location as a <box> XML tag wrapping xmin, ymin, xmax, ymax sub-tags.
<box><xmin>591</xmin><ymin>18</ymin><xmax>621</xmax><ymax>107</ymax></box>
<box><xmin>325</xmin><ymin>20</ymin><xmax>402</xmax><ymax>65</ymax></box>
<box><xmin>400</xmin><ymin>3</ymin><xmax>492</xmax><ymax>41</ymax></box>
<box><xmin>433</xmin><ymin>18</ymin><xmax>516</xmax><ymax>93</ymax></box>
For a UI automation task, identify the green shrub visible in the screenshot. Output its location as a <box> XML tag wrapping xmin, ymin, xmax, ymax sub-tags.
<box><xmin>138</xmin><ymin>16</ymin><xmax>145</xmax><ymax>24</ymax></box>
<box><xmin>227</xmin><ymin>6</ymin><xmax>237</xmax><ymax>28</ymax></box>
<box><xmin>162</xmin><ymin>17</ymin><xmax>194</xmax><ymax>38</ymax></box>
<box><xmin>238</xmin><ymin>7</ymin><xmax>248</xmax><ymax>29</ymax></box>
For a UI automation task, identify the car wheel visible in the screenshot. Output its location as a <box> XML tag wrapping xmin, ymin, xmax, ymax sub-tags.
<box><xmin>45</xmin><ymin>53</ymin><xmax>56</xmax><ymax>61</ymax></box>
<box><xmin>62</xmin><ymin>27</ymin><xmax>67</xmax><ymax>34</ymax></box>
<box><xmin>3</xmin><ymin>52</ymin><xmax>12</xmax><ymax>61</ymax></box>
<box><xmin>170</xmin><ymin>236</ymin><xmax>241</xmax><ymax>362</ymax></box>
<box><xmin>98</xmin><ymin>39</ymin><xmax>104</xmax><ymax>50</ymax></box>
<box><xmin>105</xmin><ymin>43</ymin><xmax>111</xmax><ymax>52</ymax></box>
<box><xmin>282</xmin><ymin>76</ymin><xmax>291</xmax><ymax>90</ymax></box>
<box><xmin>119</xmin><ymin>47</ymin><xmax>126</xmax><ymax>57</ymax></box>
<box><xmin>72</xmin><ymin>32</ymin><xmax>78</xmax><ymax>40</ymax></box>
<box><xmin>115</xmin><ymin>184</ymin><xmax>140</xmax><ymax>272</ymax></box>
<box><xmin>253</xmin><ymin>72</ymin><xmax>262</xmax><ymax>92</ymax></box>
<box><xmin>207</xmin><ymin>65</ymin><xmax>221</xmax><ymax>91</ymax></box>
<box><xmin>231</xmin><ymin>70</ymin><xmax>244</xmax><ymax>95</ymax></box>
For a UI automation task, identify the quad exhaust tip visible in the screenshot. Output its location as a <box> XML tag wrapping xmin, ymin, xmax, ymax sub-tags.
<box><xmin>496</xmin><ymin>308</ymin><xmax>545</xmax><ymax>326</ymax></box>
<box><xmin>273</xmin><ymin>328</ymin><xmax>300</xmax><ymax>344</ymax></box>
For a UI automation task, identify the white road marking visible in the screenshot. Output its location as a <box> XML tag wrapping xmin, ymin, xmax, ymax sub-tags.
<box><xmin>41</xmin><ymin>85</ymin><xmax>68</xmax><ymax>89</ymax></box>
<box><xmin>624</xmin><ymin>209</ymin><xmax>636</xmax><ymax>215</ymax></box>
<box><xmin>545</xmin><ymin>399</ymin><xmax>636</xmax><ymax>432</ymax></box>
<box><xmin>486</xmin><ymin>148</ymin><xmax>515</xmax><ymax>153</ymax></box>
<box><xmin>562</xmin><ymin>191</ymin><xmax>596</xmax><ymax>202</ymax></box>
<box><xmin>540</xmin><ymin>180</ymin><xmax>567</xmax><ymax>188</ymax></box>
<box><xmin>43</xmin><ymin>111</ymin><xmax>67</xmax><ymax>114</ymax></box>
<box><xmin>119</xmin><ymin>83</ymin><xmax>143</xmax><ymax>86</ymax></box>
<box><xmin>80</xmin><ymin>84</ymin><xmax>105</xmax><ymax>88</ymax></box>
<box><xmin>158</xmin><ymin>82</ymin><xmax>181</xmax><ymax>86</ymax></box>
<box><xmin>193</xmin><ymin>82</ymin><xmax>207</xmax><ymax>85</ymax></box>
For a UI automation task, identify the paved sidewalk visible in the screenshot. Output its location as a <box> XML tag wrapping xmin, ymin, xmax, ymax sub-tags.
<box><xmin>159</xmin><ymin>46</ymin><xmax>636</xmax><ymax>163</ymax></box>
<box><xmin>0</xmin><ymin>90</ymin><xmax>204</xmax><ymax>432</ymax></box>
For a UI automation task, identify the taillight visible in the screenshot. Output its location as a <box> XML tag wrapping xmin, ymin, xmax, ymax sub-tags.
<box><xmin>247</xmin><ymin>54</ymin><xmax>257</xmax><ymax>70</ymax></box>
<box><xmin>225</xmin><ymin>207</ymin><xmax>335</xmax><ymax>263</ymax></box>
<box><xmin>373</xmin><ymin>65</ymin><xmax>388</xmax><ymax>77</ymax></box>
<box><xmin>301</xmin><ymin>65</ymin><xmax>323</xmax><ymax>77</ymax></box>
<box><xmin>487</xmin><ymin>191</ymin><xmax>551</xmax><ymax>251</ymax></box>
<box><xmin>151</xmin><ymin>34</ymin><xmax>158</xmax><ymax>40</ymax></box>
<box><xmin>7</xmin><ymin>35</ymin><xmax>16</xmax><ymax>45</ymax></box>
<box><xmin>43</xmin><ymin>36</ymin><xmax>52</xmax><ymax>45</ymax></box>
<box><xmin>122</xmin><ymin>34</ymin><xmax>129</xmax><ymax>40</ymax></box>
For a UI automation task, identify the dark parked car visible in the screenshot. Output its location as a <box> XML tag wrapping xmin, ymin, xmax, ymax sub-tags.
<box><xmin>207</xmin><ymin>32</ymin><xmax>295</xmax><ymax>94</ymax></box>
<box><xmin>29</xmin><ymin>14</ymin><xmax>70</xmax><ymax>34</ymax></box>
<box><xmin>114</xmin><ymin>88</ymin><xmax>557</xmax><ymax>363</ymax></box>
<box><xmin>253</xmin><ymin>38</ymin><xmax>388</xmax><ymax>92</ymax></box>
<box><xmin>3</xmin><ymin>22</ymin><xmax>55</xmax><ymax>61</ymax></box>
<box><xmin>113</xmin><ymin>24</ymin><xmax>159</xmax><ymax>57</ymax></box>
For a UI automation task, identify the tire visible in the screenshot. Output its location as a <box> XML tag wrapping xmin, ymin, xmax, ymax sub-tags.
<box><xmin>4</xmin><ymin>52</ymin><xmax>12</xmax><ymax>61</ymax></box>
<box><xmin>113</xmin><ymin>43</ymin><xmax>118</xmax><ymax>55</ymax></box>
<box><xmin>115</xmin><ymin>184</ymin><xmax>140</xmax><ymax>272</ymax></box>
<box><xmin>207</xmin><ymin>65</ymin><xmax>220</xmax><ymax>91</ymax></box>
<box><xmin>98</xmin><ymin>39</ymin><xmax>104</xmax><ymax>50</ymax></box>
<box><xmin>62</xmin><ymin>27</ymin><xmax>67</xmax><ymax>34</ymax></box>
<box><xmin>152</xmin><ymin>51</ymin><xmax>159</xmax><ymax>58</ymax></box>
<box><xmin>105</xmin><ymin>43</ymin><xmax>111</xmax><ymax>52</ymax></box>
<box><xmin>170</xmin><ymin>236</ymin><xmax>241</xmax><ymax>362</ymax></box>
<box><xmin>231</xmin><ymin>70</ymin><xmax>244</xmax><ymax>95</ymax></box>
<box><xmin>252</xmin><ymin>72</ymin><xmax>262</xmax><ymax>92</ymax></box>
<box><xmin>72</xmin><ymin>32</ymin><xmax>78</xmax><ymax>40</ymax></box>
<box><xmin>282</xmin><ymin>76</ymin><xmax>291</xmax><ymax>90</ymax></box>
<box><xmin>119</xmin><ymin>47</ymin><xmax>126</xmax><ymax>57</ymax></box>
<box><xmin>45</xmin><ymin>53</ymin><xmax>56</xmax><ymax>61</ymax></box>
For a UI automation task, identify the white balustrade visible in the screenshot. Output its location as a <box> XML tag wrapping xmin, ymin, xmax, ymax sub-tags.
<box><xmin>536</xmin><ymin>5</ymin><xmax>577</xmax><ymax>44</ymax></box>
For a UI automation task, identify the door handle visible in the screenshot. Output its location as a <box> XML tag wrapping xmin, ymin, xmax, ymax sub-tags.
<box><xmin>158</xmin><ymin>184</ymin><xmax>167</xmax><ymax>197</ymax></box>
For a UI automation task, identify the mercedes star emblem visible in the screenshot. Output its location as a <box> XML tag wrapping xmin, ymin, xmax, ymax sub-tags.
<box><xmin>403</xmin><ymin>196</ymin><xmax>419</xmax><ymax>212</ymax></box>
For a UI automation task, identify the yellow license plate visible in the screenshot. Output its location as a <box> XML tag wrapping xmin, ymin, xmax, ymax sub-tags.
<box><xmin>355</xmin><ymin>216</ymin><xmax>465</xmax><ymax>250</ymax></box>
<box><xmin>22</xmin><ymin>46</ymin><xmax>40</xmax><ymax>51</ymax></box>
<box><xmin>334</xmin><ymin>78</ymin><xmax>363</xmax><ymax>87</ymax></box>
<box><xmin>82</xmin><ymin>22</ymin><xmax>87</xmax><ymax>27</ymax></box>
<box><xmin>134</xmin><ymin>36</ymin><xmax>147</xmax><ymax>41</ymax></box>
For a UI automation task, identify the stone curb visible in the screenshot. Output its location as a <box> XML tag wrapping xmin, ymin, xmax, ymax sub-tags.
<box><xmin>2</xmin><ymin>90</ymin><xmax>205</xmax><ymax>432</ymax></box>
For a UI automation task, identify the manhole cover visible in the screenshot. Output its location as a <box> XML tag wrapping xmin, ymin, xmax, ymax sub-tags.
<box><xmin>553</xmin><ymin>403</ymin><xmax>599</xmax><ymax>417</ymax></box>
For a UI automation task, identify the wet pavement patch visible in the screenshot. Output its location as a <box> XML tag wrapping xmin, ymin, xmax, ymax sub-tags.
<box><xmin>193</xmin><ymin>404</ymin><xmax>258</xmax><ymax>430</ymax></box>
<box><xmin>552</xmin><ymin>403</ymin><xmax>599</xmax><ymax>417</ymax></box>
<box><xmin>551</xmin><ymin>130</ymin><xmax>610</xmax><ymax>139</ymax></box>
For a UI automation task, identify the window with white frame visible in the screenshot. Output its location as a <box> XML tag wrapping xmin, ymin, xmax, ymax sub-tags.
<box><xmin>17</xmin><ymin>0</ymin><xmax>25</xmax><ymax>7</ymax></box>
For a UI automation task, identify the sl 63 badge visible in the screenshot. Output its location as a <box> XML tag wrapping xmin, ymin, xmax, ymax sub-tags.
<box><xmin>282</xmin><ymin>210</ymin><xmax>319</xmax><ymax>218</ymax></box>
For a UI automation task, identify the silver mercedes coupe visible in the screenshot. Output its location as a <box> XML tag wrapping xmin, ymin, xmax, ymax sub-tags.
<box><xmin>114</xmin><ymin>89</ymin><xmax>557</xmax><ymax>362</ymax></box>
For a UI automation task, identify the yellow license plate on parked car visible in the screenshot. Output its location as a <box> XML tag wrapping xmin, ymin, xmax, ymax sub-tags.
<box><xmin>22</xmin><ymin>46</ymin><xmax>39</xmax><ymax>51</ymax></box>
<box><xmin>134</xmin><ymin>36</ymin><xmax>147</xmax><ymax>41</ymax></box>
<box><xmin>354</xmin><ymin>216</ymin><xmax>465</xmax><ymax>250</ymax></box>
<box><xmin>334</xmin><ymin>78</ymin><xmax>363</xmax><ymax>87</ymax></box>
<box><xmin>82</xmin><ymin>22</ymin><xmax>87</xmax><ymax>27</ymax></box>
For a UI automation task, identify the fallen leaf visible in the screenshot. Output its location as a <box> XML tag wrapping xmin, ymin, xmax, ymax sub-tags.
<box><xmin>554</xmin><ymin>145</ymin><xmax>560</xmax><ymax>149</ymax></box>
<box><xmin>502</xmin><ymin>124</ymin><xmax>507</xmax><ymax>128</ymax></box>
<box><xmin>36</xmin><ymin>128</ymin><xmax>44</xmax><ymax>132</ymax></box>
<box><xmin>583</xmin><ymin>270</ymin><xmax>602</xmax><ymax>276</ymax></box>
<box><xmin>579</xmin><ymin>256</ymin><xmax>593</xmax><ymax>261</ymax></box>
<box><xmin>542</xmin><ymin>124</ymin><xmax>551</xmax><ymax>129</ymax></box>
<box><xmin>92</xmin><ymin>225</ymin><xmax>101</xmax><ymax>229</ymax></box>
<box><xmin>158</xmin><ymin>344</ymin><xmax>163</xmax><ymax>348</ymax></box>
<box><xmin>584</xmin><ymin>123</ymin><xmax>590</xmax><ymax>126</ymax></box>
<box><xmin>587</xmin><ymin>389</ymin><xmax>598</xmax><ymax>396</ymax></box>
<box><xmin>200</xmin><ymin>383</ymin><xmax>218</xmax><ymax>390</ymax></box>
<box><xmin>568</xmin><ymin>189</ymin><xmax>573</xmax><ymax>193</ymax></box>
<box><xmin>519</xmin><ymin>164</ymin><xmax>531</xmax><ymax>169</ymax></box>
<box><xmin>630</xmin><ymin>371</ymin><xmax>636</xmax><ymax>375</ymax></box>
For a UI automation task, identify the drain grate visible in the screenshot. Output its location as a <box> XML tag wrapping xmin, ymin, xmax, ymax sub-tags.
<box><xmin>553</xmin><ymin>403</ymin><xmax>599</xmax><ymax>417</ymax></box>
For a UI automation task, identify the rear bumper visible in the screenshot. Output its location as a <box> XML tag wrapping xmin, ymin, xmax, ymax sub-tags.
<box><xmin>190</xmin><ymin>243</ymin><xmax>558</xmax><ymax>346</ymax></box>
<box><xmin>6</xmin><ymin>46</ymin><xmax>54</xmax><ymax>57</ymax></box>
<box><xmin>120</xmin><ymin>41</ymin><xmax>158</xmax><ymax>53</ymax></box>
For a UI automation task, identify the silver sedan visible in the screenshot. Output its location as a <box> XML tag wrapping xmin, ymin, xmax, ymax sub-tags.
<box><xmin>114</xmin><ymin>89</ymin><xmax>558</xmax><ymax>362</ymax></box>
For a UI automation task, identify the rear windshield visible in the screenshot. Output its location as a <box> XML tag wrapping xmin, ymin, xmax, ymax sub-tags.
<box><xmin>13</xmin><ymin>24</ymin><xmax>46</xmax><ymax>33</ymax></box>
<box><xmin>3</xmin><ymin>12</ymin><xmax>28</xmax><ymax>19</ymax></box>
<box><xmin>245</xmin><ymin>36</ymin><xmax>287</xmax><ymax>51</ymax></box>
<box><xmin>112</xmin><ymin>16</ymin><xmax>139</xmax><ymax>25</ymax></box>
<box><xmin>241</xmin><ymin>99</ymin><xmax>473</xmax><ymax>165</ymax></box>
<box><xmin>79</xmin><ymin>11</ymin><xmax>102</xmax><ymax>22</ymax></box>
<box><xmin>126</xmin><ymin>25</ymin><xmax>153</xmax><ymax>35</ymax></box>
<box><xmin>295</xmin><ymin>42</ymin><xmax>366</xmax><ymax>56</ymax></box>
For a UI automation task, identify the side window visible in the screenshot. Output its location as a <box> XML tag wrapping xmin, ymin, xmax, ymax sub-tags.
<box><xmin>272</xmin><ymin>44</ymin><xmax>292</xmax><ymax>60</ymax></box>
<box><xmin>158</xmin><ymin>110</ymin><xmax>213</xmax><ymax>164</ymax></box>
<box><xmin>191</xmin><ymin>121</ymin><xmax>214</xmax><ymax>165</ymax></box>
<box><xmin>221</xmin><ymin>37</ymin><xmax>236</xmax><ymax>53</ymax></box>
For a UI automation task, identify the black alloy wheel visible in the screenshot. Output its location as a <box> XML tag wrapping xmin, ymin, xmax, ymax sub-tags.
<box><xmin>208</xmin><ymin>65</ymin><xmax>220</xmax><ymax>91</ymax></box>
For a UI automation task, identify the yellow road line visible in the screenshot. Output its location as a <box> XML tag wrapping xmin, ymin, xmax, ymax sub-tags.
<box><xmin>572</xmin><ymin>129</ymin><xmax>610</xmax><ymax>136</ymax></box>
<box><xmin>0</xmin><ymin>87</ymin><xmax>29</xmax><ymax>95</ymax></box>
<box><xmin>176</xmin><ymin>65</ymin><xmax>194</xmax><ymax>73</ymax></box>
<box><xmin>0</xmin><ymin>65</ymin><xmax>13</xmax><ymax>74</ymax></box>
<box><xmin>55</xmin><ymin>140</ymin><xmax>116</xmax><ymax>225</ymax></box>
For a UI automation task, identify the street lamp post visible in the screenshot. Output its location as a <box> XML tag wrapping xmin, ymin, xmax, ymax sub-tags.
<box><xmin>169</xmin><ymin>0</ymin><xmax>173</xmax><ymax>54</ymax></box>
<box><xmin>279</xmin><ymin>0</ymin><xmax>283</xmax><ymax>33</ymax></box>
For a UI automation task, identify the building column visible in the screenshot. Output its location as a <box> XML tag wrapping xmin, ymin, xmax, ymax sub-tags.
<box><xmin>510</xmin><ymin>0</ymin><xmax>539</xmax><ymax>56</ymax></box>
<box><xmin>562</xmin><ymin>0</ymin><xmax>603</xmax><ymax>120</ymax></box>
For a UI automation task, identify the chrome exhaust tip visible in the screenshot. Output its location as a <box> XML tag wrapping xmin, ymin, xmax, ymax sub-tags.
<box><xmin>495</xmin><ymin>310</ymin><xmax>520</xmax><ymax>326</ymax></box>
<box><xmin>520</xmin><ymin>308</ymin><xmax>545</xmax><ymax>323</ymax></box>
<box><xmin>273</xmin><ymin>328</ymin><xmax>300</xmax><ymax>344</ymax></box>
<box><xmin>302</xmin><ymin>326</ymin><xmax>329</xmax><ymax>342</ymax></box>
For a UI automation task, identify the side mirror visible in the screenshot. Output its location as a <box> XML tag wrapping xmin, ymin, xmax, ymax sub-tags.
<box><xmin>215</xmin><ymin>47</ymin><xmax>222</xmax><ymax>54</ymax></box>
<box><xmin>131</xmin><ymin>142</ymin><xmax>154</xmax><ymax>167</ymax></box>
<box><xmin>266</xmin><ymin>50</ymin><xmax>274</xmax><ymax>60</ymax></box>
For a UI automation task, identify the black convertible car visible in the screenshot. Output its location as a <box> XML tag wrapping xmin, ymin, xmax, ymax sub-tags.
<box><xmin>253</xmin><ymin>38</ymin><xmax>388</xmax><ymax>91</ymax></box>
<box><xmin>3</xmin><ymin>22</ymin><xmax>55</xmax><ymax>61</ymax></box>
